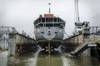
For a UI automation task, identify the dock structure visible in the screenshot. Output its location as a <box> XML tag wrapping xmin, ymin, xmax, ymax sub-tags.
<box><xmin>62</xmin><ymin>0</ymin><xmax>99</xmax><ymax>56</ymax></box>
<box><xmin>64</xmin><ymin>22</ymin><xmax>100</xmax><ymax>55</ymax></box>
<box><xmin>63</xmin><ymin>21</ymin><xmax>90</xmax><ymax>52</ymax></box>
<box><xmin>8</xmin><ymin>32</ymin><xmax>37</xmax><ymax>56</ymax></box>
<box><xmin>63</xmin><ymin>26</ymin><xmax>100</xmax><ymax>56</ymax></box>
<box><xmin>0</xmin><ymin>26</ymin><xmax>37</xmax><ymax>56</ymax></box>
<box><xmin>0</xmin><ymin>26</ymin><xmax>17</xmax><ymax>50</ymax></box>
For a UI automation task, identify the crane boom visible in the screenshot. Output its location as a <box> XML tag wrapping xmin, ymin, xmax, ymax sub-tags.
<box><xmin>74</xmin><ymin>0</ymin><xmax>80</xmax><ymax>23</ymax></box>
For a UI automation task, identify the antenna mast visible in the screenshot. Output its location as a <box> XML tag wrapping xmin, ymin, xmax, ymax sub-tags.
<box><xmin>48</xmin><ymin>3</ymin><xmax>51</xmax><ymax>13</ymax></box>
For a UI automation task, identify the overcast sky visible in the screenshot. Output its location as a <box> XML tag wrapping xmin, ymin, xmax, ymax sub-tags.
<box><xmin>0</xmin><ymin>0</ymin><xmax>100</xmax><ymax>37</ymax></box>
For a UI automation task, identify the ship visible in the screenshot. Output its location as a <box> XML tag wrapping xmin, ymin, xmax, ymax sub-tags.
<box><xmin>33</xmin><ymin>3</ymin><xmax>65</xmax><ymax>52</ymax></box>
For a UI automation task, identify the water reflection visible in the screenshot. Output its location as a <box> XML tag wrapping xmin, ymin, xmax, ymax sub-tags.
<box><xmin>37</xmin><ymin>51</ymin><xmax>62</xmax><ymax>66</ymax></box>
<box><xmin>8</xmin><ymin>48</ymin><xmax>40</xmax><ymax>66</ymax></box>
<box><xmin>0</xmin><ymin>51</ymin><xmax>100</xmax><ymax>66</ymax></box>
<box><xmin>62</xmin><ymin>55</ymin><xmax>100</xmax><ymax>66</ymax></box>
<box><xmin>0</xmin><ymin>51</ymin><xmax>8</xmax><ymax>66</ymax></box>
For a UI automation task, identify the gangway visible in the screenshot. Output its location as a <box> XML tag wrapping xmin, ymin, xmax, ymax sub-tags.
<box><xmin>70</xmin><ymin>43</ymin><xmax>97</xmax><ymax>56</ymax></box>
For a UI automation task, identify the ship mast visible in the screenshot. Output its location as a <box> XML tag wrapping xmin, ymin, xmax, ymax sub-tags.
<box><xmin>48</xmin><ymin>3</ymin><xmax>51</xmax><ymax>13</ymax></box>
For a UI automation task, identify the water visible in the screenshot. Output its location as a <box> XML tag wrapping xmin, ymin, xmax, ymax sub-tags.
<box><xmin>62</xmin><ymin>55</ymin><xmax>100</xmax><ymax>66</ymax></box>
<box><xmin>0</xmin><ymin>51</ymin><xmax>100</xmax><ymax>66</ymax></box>
<box><xmin>37</xmin><ymin>51</ymin><xmax>62</xmax><ymax>66</ymax></box>
<box><xmin>0</xmin><ymin>51</ymin><xmax>8</xmax><ymax>66</ymax></box>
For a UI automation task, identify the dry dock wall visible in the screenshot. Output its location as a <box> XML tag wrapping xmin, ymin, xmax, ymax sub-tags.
<box><xmin>8</xmin><ymin>33</ymin><xmax>37</xmax><ymax>56</ymax></box>
<box><xmin>63</xmin><ymin>34</ymin><xmax>84</xmax><ymax>52</ymax></box>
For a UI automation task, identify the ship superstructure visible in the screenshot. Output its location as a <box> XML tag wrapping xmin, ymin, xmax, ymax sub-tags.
<box><xmin>34</xmin><ymin>14</ymin><xmax>65</xmax><ymax>40</ymax></box>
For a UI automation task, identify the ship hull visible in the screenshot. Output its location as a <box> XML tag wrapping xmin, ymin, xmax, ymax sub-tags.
<box><xmin>34</xmin><ymin>27</ymin><xmax>64</xmax><ymax>40</ymax></box>
<box><xmin>37</xmin><ymin>40</ymin><xmax>63</xmax><ymax>53</ymax></box>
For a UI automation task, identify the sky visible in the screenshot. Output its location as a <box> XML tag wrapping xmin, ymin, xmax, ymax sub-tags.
<box><xmin>0</xmin><ymin>0</ymin><xmax>100</xmax><ymax>38</ymax></box>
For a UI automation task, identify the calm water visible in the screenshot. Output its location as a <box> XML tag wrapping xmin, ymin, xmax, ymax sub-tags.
<box><xmin>0</xmin><ymin>51</ymin><xmax>100</xmax><ymax>66</ymax></box>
